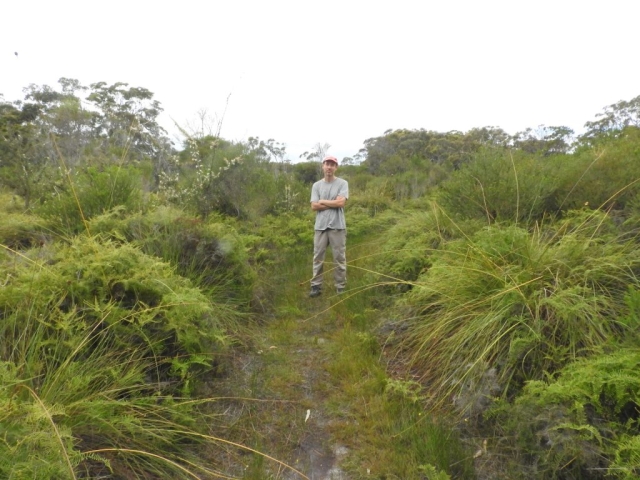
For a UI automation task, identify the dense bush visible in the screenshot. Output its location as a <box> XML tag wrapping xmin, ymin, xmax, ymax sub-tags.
<box><xmin>397</xmin><ymin>211</ymin><xmax>640</xmax><ymax>414</ymax></box>
<box><xmin>376</xmin><ymin>205</ymin><xmax>483</xmax><ymax>285</ymax></box>
<box><xmin>0</xmin><ymin>235</ymin><xmax>246</xmax><ymax>478</ymax></box>
<box><xmin>557</xmin><ymin>128</ymin><xmax>640</xmax><ymax>211</ymax></box>
<box><xmin>437</xmin><ymin>147</ymin><xmax>561</xmax><ymax>223</ymax></box>
<box><xmin>488</xmin><ymin>347</ymin><xmax>640</xmax><ymax>479</ymax></box>
<box><xmin>89</xmin><ymin>206</ymin><xmax>257</xmax><ymax>308</ymax></box>
<box><xmin>0</xmin><ymin>236</ymin><xmax>232</xmax><ymax>388</ymax></box>
<box><xmin>35</xmin><ymin>165</ymin><xmax>144</xmax><ymax>234</ymax></box>
<box><xmin>0</xmin><ymin>210</ymin><xmax>50</xmax><ymax>249</ymax></box>
<box><xmin>347</xmin><ymin>178</ymin><xmax>394</xmax><ymax>217</ymax></box>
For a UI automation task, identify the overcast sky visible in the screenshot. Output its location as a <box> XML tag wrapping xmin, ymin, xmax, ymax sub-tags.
<box><xmin>2</xmin><ymin>0</ymin><xmax>639</xmax><ymax>161</ymax></box>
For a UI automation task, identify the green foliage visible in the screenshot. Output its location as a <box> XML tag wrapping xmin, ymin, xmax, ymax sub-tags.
<box><xmin>376</xmin><ymin>205</ymin><xmax>483</xmax><ymax>285</ymax></box>
<box><xmin>347</xmin><ymin>177</ymin><xmax>394</xmax><ymax>216</ymax></box>
<box><xmin>160</xmin><ymin>135</ymin><xmax>307</xmax><ymax>220</ymax></box>
<box><xmin>0</xmin><ymin>230</ymin><xmax>256</xmax><ymax>478</ymax></box>
<box><xmin>580</xmin><ymin>94</ymin><xmax>640</xmax><ymax>144</ymax></box>
<box><xmin>2</xmin><ymin>78</ymin><xmax>172</xmax><ymax>211</ymax></box>
<box><xmin>326</xmin><ymin>326</ymin><xmax>474</xmax><ymax>478</ymax></box>
<box><xmin>85</xmin><ymin>80</ymin><xmax>170</xmax><ymax>161</ymax></box>
<box><xmin>0</xmin><ymin>191</ymin><xmax>26</xmax><ymax>213</ymax></box>
<box><xmin>398</xmin><ymin>211</ymin><xmax>640</xmax><ymax>414</ymax></box>
<box><xmin>389</xmin><ymin>167</ymin><xmax>448</xmax><ymax>201</ymax></box>
<box><xmin>557</xmin><ymin>128</ymin><xmax>640</xmax><ymax>211</ymax></box>
<box><xmin>418</xmin><ymin>464</ymin><xmax>452</xmax><ymax>480</ymax></box>
<box><xmin>611</xmin><ymin>435</ymin><xmax>640</xmax><ymax>480</ymax></box>
<box><xmin>0</xmin><ymin>100</ymin><xmax>48</xmax><ymax>207</ymax></box>
<box><xmin>345</xmin><ymin>205</ymin><xmax>399</xmax><ymax>240</ymax></box>
<box><xmin>0</xmin><ymin>210</ymin><xmax>49</xmax><ymax>249</ymax></box>
<box><xmin>0</xmin><ymin>325</ymin><xmax>219</xmax><ymax>479</ymax></box>
<box><xmin>488</xmin><ymin>348</ymin><xmax>640</xmax><ymax>479</ymax></box>
<box><xmin>438</xmin><ymin>130</ymin><xmax>640</xmax><ymax>225</ymax></box>
<box><xmin>235</xmin><ymin>213</ymin><xmax>313</xmax><ymax>311</ymax></box>
<box><xmin>292</xmin><ymin>160</ymin><xmax>321</xmax><ymax>184</ymax></box>
<box><xmin>362</xmin><ymin>127</ymin><xmax>507</xmax><ymax>175</ymax></box>
<box><xmin>437</xmin><ymin>147</ymin><xmax>561</xmax><ymax>223</ymax></box>
<box><xmin>0</xmin><ymin>236</ymin><xmax>229</xmax><ymax>388</ymax></box>
<box><xmin>247</xmin><ymin>213</ymin><xmax>314</xmax><ymax>251</ymax></box>
<box><xmin>511</xmin><ymin>125</ymin><xmax>575</xmax><ymax>156</ymax></box>
<box><xmin>24</xmin><ymin>78</ymin><xmax>171</xmax><ymax>166</ymax></box>
<box><xmin>36</xmin><ymin>165</ymin><xmax>144</xmax><ymax>234</ymax></box>
<box><xmin>89</xmin><ymin>205</ymin><xmax>257</xmax><ymax>308</ymax></box>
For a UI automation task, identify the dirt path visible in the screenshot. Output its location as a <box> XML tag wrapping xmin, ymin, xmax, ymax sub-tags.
<box><xmin>211</xmin><ymin>291</ymin><xmax>355</xmax><ymax>479</ymax></box>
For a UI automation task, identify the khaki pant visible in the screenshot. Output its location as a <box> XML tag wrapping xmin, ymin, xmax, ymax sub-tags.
<box><xmin>311</xmin><ymin>229</ymin><xmax>346</xmax><ymax>289</ymax></box>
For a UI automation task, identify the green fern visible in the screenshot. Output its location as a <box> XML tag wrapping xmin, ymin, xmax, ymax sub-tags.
<box><xmin>489</xmin><ymin>348</ymin><xmax>640</xmax><ymax>479</ymax></box>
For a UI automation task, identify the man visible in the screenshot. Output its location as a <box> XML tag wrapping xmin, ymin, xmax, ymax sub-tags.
<box><xmin>309</xmin><ymin>155</ymin><xmax>349</xmax><ymax>297</ymax></box>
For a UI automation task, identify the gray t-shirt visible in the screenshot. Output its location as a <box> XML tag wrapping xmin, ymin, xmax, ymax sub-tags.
<box><xmin>310</xmin><ymin>177</ymin><xmax>349</xmax><ymax>231</ymax></box>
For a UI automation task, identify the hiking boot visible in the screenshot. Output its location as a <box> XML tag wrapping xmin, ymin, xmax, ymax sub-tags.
<box><xmin>336</xmin><ymin>287</ymin><xmax>345</xmax><ymax>295</ymax></box>
<box><xmin>309</xmin><ymin>286</ymin><xmax>322</xmax><ymax>298</ymax></box>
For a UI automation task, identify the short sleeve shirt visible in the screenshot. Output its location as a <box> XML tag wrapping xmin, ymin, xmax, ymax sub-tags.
<box><xmin>310</xmin><ymin>177</ymin><xmax>349</xmax><ymax>231</ymax></box>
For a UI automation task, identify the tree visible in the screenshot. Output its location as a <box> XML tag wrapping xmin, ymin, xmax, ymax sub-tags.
<box><xmin>465</xmin><ymin>126</ymin><xmax>510</xmax><ymax>148</ymax></box>
<box><xmin>86</xmin><ymin>81</ymin><xmax>172</xmax><ymax>165</ymax></box>
<box><xmin>361</xmin><ymin>129</ymin><xmax>488</xmax><ymax>174</ymax></box>
<box><xmin>292</xmin><ymin>161</ymin><xmax>321</xmax><ymax>184</ymax></box>
<box><xmin>246</xmin><ymin>136</ymin><xmax>287</xmax><ymax>163</ymax></box>
<box><xmin>22</xmin><ymin>78</ymin><xmax>173</xmax><ymax>186</ymax></box>
<box><xmin>23</xmin><ymin>80</ymin><xmax>95</xmax><ymax>167</ymax></box>
<box><xmin>299</xmin><ymin>142</ymin><xmax>331</xmax><ymax>162</ymax></box>
<box><xmin>580</xmin><ymin>94</ymin><xmax>640</xmax><ymax>144</ymax></box>
<box><xmin>511</xmin><ymin>125</ymin><xmax>575</xmax><ymax>156</ymax></box>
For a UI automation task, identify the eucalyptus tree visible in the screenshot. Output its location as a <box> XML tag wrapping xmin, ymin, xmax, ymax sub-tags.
<box><xmin>580</xmin><ymin>94</ymin><xmax>640</xmax><ymax>144</ymax></box>
<box><xmin>299</xmin><ymin>142</ymin><xmax>331</xmax><ymax>162</ymax></box>
<box><xmin>23</xmin><ymin>78</ymin><xmax>94</xmax><ymax>167</ymax></box>
<box><xmin>362</xmin><ymin>128</ymin><xmax>494</xmax><ymax>174</ymax></box>
<box><xmin>22</xmin><ymin>78</ymin><xmax>172</xmax><ymax>177</ymax></box>
<box><xmin>511</xmin><ymin>125</ymin><xmax>575</xmax><ymax>156</ymax></box>
<box><xmin>86</xmin><ymin>81</ymin><xmax>171</xmax><ymax>163</ymax></box>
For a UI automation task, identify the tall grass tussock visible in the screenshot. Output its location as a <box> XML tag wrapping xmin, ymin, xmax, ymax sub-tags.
<box><xmin>398</xmin><ymin>210</ymin><xmax>640</xmax><ymax>413</ymax></box>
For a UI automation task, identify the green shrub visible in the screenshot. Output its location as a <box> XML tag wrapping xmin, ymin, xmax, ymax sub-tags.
<box><xmin>437</xmin><ymin>132</ymin><xmax>640</xmax><ymax>226</ymax></box>
<box><xmin>347</xmin><ymin>177</ymin><xmax>394</xmax><ymax>217</ymax></box>
<box><xmin>488</xmin><ymin>348</ymin><xmax>640</xmax><ymax>479</ymax></box>
<box><xmin>0</xmin><ymin>211</ymin><xmax>50</xmax><ymax>249</ymax></box>
<box><xmin>398</xmin><ymin>211</ymin><xmax>640</xmax><ymax>413</ymax></box>
<box><xmin>0</xmin><ymin>234</ymin><xmax>255</xmax><ymax>478</ymax></box>
<box><xmin>437</xmin><ymin>147</ymin><xmax>560</xmax><ymax>223</ymax></box>
<box><xmin>0</xmin><ymin>191</ymin><xmax>25</xmax><ymax>213</ymax></box>
<box><xmin>0</xmin><ymin>236</ymin><xmax>231</xmax><ymax>389</ymax></box>
<box><xmin>377</xmin><ymin>205</ymin><xmax>483</xmax><ymax>285</ymax></box>
<box><xmin>36</xmin><ymin>165</ymin><xmax>143</xmax><ymax>234</ymax></box>
<box><xmin>236</xmin><ymin>213</ymin><xmax>314</xmax><ymax>311</ymax></box>
<box><xmin>89</xmin><ymin>206</ymin><xmax>257</xmax><ymax>308</ymax></box>
<box><xmin>388</xmin><ymin>168</ymin><xmax>445</xmax><ymax>201</ymax></box>
<box><xmin>560</xmin><ymin>129</ymin><xmax>640</xmax><ymax>211</ymax></box>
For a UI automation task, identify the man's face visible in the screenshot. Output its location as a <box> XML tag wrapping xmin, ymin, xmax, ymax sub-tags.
<box><xmin>322</xmin><ymin>160</ymin><xmax>338</xmax><ymax>176</ymax></box>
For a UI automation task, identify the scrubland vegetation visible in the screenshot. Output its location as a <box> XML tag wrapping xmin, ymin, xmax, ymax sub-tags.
<box><xmin>1</xmin><ymin>79</ymin><xmax>639</xmax><ymax>478</ymax></box>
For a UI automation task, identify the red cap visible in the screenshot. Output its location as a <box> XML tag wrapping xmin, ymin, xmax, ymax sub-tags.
<box><xmin>322</xmin><ymin>155</ymin><xmax>338</xmax><ymax>165</ymax></box>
